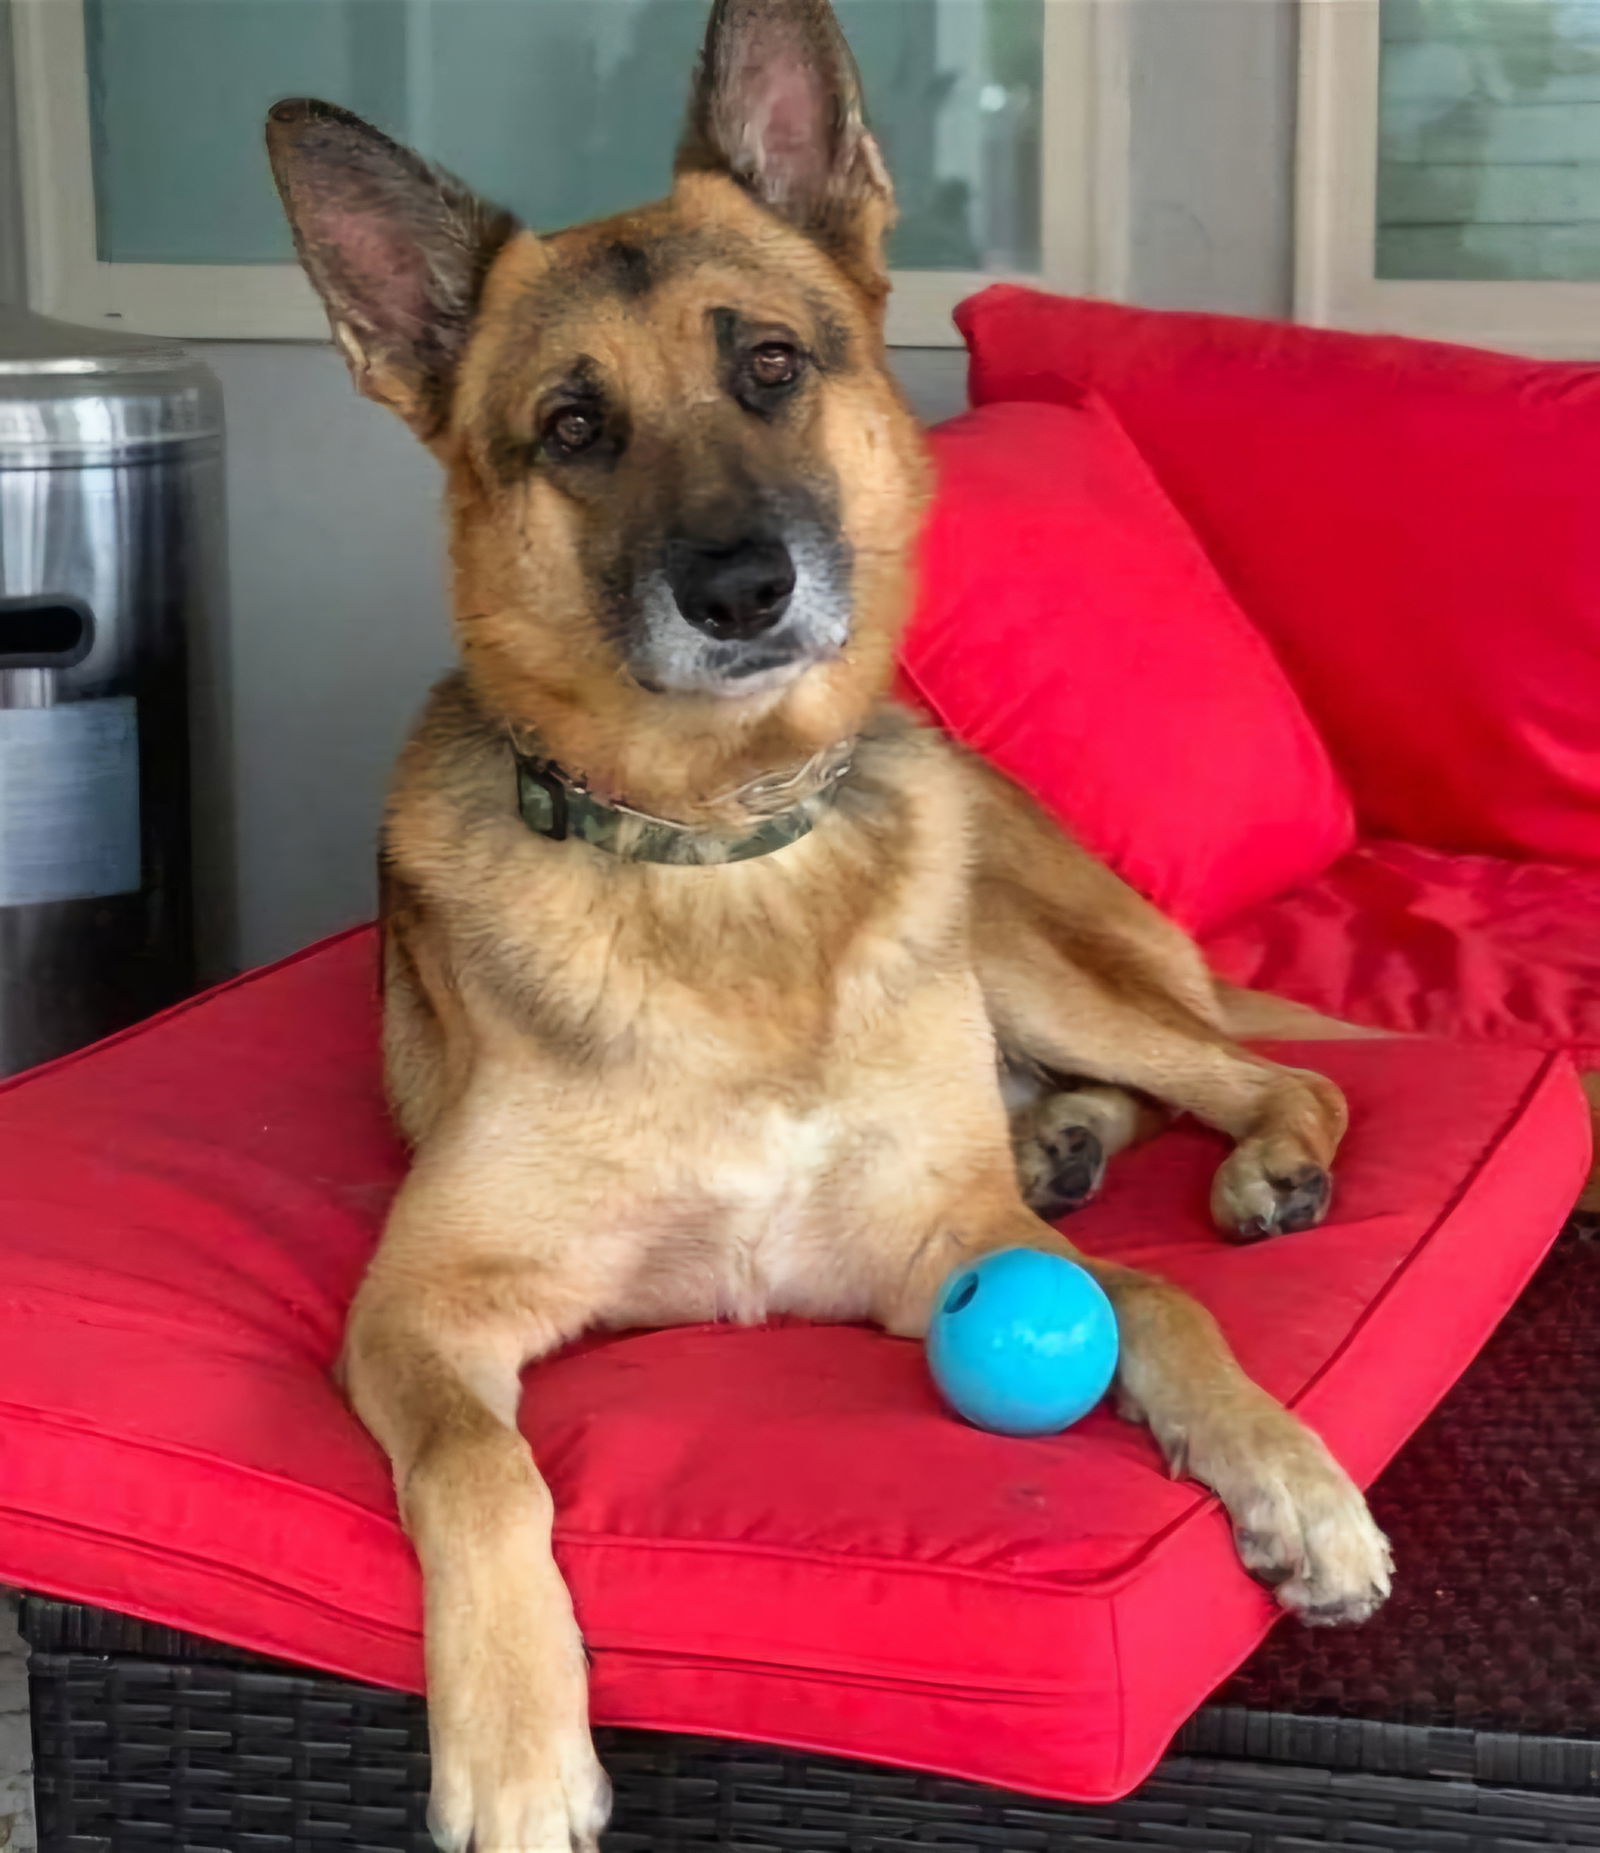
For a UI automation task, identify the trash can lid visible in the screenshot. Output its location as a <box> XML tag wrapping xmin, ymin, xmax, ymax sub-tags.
<box><xmin>0</xmin><ymin>307</ymin><xmax>222</xmax><ymax>464</ymax></box>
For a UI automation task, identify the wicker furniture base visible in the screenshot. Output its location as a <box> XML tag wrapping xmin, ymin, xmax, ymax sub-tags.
<box><xmin>20</xmin><ymin>1615</ymin><xmax>1600</xmax><ymax>1852</ymax></box>
<box><xmin>20</xmin><ymin>1224</ymin><xmax>1600</xmax><ymax>1851</ymax></box>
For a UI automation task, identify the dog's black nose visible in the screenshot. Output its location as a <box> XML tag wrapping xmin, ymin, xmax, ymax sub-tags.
<box><xmin>666</xmin><ymin>537</ymin><xmax>795</xmax><ymax>640</ymax></box>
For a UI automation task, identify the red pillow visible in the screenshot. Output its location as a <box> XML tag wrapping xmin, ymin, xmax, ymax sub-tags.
<box><xmin>902</xmin><ymin>401</ymin><xmax>1354</xmax><ymax>932</ymax></box>
<box><xmin>958</xmin><ymin>285</ymin><xmax>1600</xmax><ymax>867</ymax></box>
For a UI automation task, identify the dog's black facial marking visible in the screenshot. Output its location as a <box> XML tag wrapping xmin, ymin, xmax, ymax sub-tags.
<box><xmin>709</xmin><ymin>305</ymin><xmax>742</xmax><ymax>368</ymax></box>
<box><xmin>485</xmin><ymin>423</ymin><xmax>540</xmax><ymax>486</ymax></box>
<box><xmin>594</xmin><ymin>238</ymin><xmax>655</xmax><ymax>301</ymax></box>
<box><xmin>537</xmin><ymin>361</ymin><xmax>628</xmax><ymax>479</ymax></box>
<box><xmin>710</xmin><ymin>306</ymin><xmax>810</xmax><ymax>419</ymax></box>
<box><xmin>804</xmin><ymin>294</ymin><xmax>852</xmax><ymax>373</ymax></box>
<box><xmin>565</xmin><ymin>227</ymin><xmax>717</xmax><ymax>310</ymax></box>
<box><xmin>486</xmin><ymin>356</ymin><xmax>628</xmax><ymax>484</ymax></box>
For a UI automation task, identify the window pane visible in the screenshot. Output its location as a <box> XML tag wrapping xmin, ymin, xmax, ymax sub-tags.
<box><xmin>1377</xmin><ymin>0</ymin><xmax>1600</xmax><ymax>280</ymax></box>
<box><xmin>86</xmin><ymin>0</ymin><xmax>1043</xmax><ymax>273</ymax></box>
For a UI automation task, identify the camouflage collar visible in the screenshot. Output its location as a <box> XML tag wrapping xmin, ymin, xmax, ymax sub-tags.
<box><xmin>511</xmin><ymin>738</ymin><xmax>853</xmax><ymax>866</ymax></box>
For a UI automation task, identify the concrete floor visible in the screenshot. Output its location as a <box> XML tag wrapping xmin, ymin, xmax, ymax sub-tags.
<box><xmin>0</xmin><ymin>1601</ymin><xmax>35</xmax><ymax>1852</ymax></box>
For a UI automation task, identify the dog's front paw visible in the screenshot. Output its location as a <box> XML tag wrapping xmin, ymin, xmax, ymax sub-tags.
<box><xmin>1211</xmin><ymin>1136</ymin><xmax>1332</xmax><ymax>1242</ymax></box>
<box><xmin>426</xmin><ymin>1604</ymin><xmax>610</xmax><ymax>1853</ymax></box>
<box><xmin>429</xmin><ymin>1707</ymin><xmax>609</xmax><ymax>1853</ymax></box>
<box><xmin>1228</xmin><ymin>1426</ymin><xmax>1392</xmax><ymax>1627</ymax></box>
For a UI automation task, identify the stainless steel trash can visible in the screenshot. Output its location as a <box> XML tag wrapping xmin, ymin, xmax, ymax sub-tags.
<box><xmin>0</xmin><ymin>308</ymin><xmax>223</xmax><ymax>1076</ymax></box>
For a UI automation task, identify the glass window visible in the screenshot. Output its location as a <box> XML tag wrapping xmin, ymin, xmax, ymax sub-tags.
<box><xmin>1377</xmin><ymin>0</ymin><xmax>1600</xmax><ymax>281</ymax></box>
<box><xmin>86</xmin><ymin>0</ymin><xmax>1044</xmax><ymax>273</ymax></box>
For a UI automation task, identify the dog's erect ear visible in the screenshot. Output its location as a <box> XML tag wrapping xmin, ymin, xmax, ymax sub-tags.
<box><xmin>266</xmin><ymin>99</ymin><xmax>517</xmax><ymax>438</ymax></box>
<box><xmin>678</xmin><ymin>0</ymin><xmax>894</xmax><ymax>298</ymax></box>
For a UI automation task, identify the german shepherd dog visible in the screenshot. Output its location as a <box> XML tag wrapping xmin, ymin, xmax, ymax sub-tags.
<box><xmin>267</xmin><ymin>4</ymin><xmax>1392</xmax><ymax>1845</ymax></box>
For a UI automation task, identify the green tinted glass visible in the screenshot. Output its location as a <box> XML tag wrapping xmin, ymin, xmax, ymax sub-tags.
<box><xmin>1378</xmin><ymin>0</ymin><xmax>1600</xmax><ymax>280</ymax></box>
<box><xmin>87</xmin><ymin>0</ymin><xmax>1044</xmax><ymax>273</ymax></box>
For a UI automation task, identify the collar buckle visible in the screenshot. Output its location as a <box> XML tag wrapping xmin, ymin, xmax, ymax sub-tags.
<box><xmin>515</xmin><ymin>754</ymin><xmax>571</xmax><ymax>842</ymax></box>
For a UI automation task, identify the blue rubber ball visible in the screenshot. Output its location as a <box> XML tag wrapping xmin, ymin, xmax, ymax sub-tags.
<box><xmin>927</xmin><ymin>1248</ymin><xmax>1119</xmax><ymax>1437</ymax></box>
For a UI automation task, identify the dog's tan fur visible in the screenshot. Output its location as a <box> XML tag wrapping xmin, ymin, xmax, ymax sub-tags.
<box><xmin>269</xmin><ymin>8</ymin><xmax>1391</xmax><ymax>1846</ymax></box>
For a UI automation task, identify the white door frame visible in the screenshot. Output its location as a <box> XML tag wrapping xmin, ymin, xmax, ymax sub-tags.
<box><xmin>1296</xmin><ymin>0</ymin><xmax>1600</xmax><ymax>357</ymax></box>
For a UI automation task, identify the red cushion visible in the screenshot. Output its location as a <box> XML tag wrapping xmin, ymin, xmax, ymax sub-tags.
<box><xmin>901</xmin><ymin>402</ymin><xmax>1354</xmax><ymax>931</ymax></box>
<box><xmin>1204</xmin><ymin>840</ymin><xmax>1600</xmax><ymax>1071</ymax></box>
<box><xmin>0</xmin><ymin>932</ymin><xmax>1586</xmax><ymax>1802</ymax></box>
<box><xmin>958</xmin><ymin>286</ymin><xmax>1600</xmax><ymax>869</ymax></box>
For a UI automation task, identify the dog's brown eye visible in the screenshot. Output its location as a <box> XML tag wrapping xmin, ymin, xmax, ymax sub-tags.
<box><xmin>749</xmin><ymin>343</ymin><xmax>802</xmax><ymax>389</ymax></box>
<box><xmin>546</xmin><ymin>407</ymin><xmax>602</xmax><ymax>457</ymax></box>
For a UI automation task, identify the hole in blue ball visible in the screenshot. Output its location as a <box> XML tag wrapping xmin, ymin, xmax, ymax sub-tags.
<box><xmin>943</xmin><ymin>1272</ymin><xmax>979</xmax><ymax>1315</ymax></box>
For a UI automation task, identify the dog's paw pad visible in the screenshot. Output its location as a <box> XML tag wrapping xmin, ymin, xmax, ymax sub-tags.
<box><xmin>1024</xmin><ymin>1123</ymin><xmax>1107</xmax><ymax>1221</ymax></box>
<box><xmin>1214</xmin><ymin>1142</ymin><xmax>1333</xmax><ymax>1243</ymax></box>
<box><xmin>1232</xmin><ymin>1165</ymin><xmax>1331</xmax><ymax>1243</ymax></box>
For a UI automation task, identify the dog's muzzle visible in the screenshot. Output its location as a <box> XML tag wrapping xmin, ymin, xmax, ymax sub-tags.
<box><xmin>626</xmin><ymin>524</ymin><xmax>851</xmax><ymax>699</ymax></box>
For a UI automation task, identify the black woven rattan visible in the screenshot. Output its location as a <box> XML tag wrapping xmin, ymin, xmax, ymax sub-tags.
<box><xmin>1214</xmin><ymin>1215</ymin><xmax>1600</xmax><ymax>1740</ymax></box>
<box><xmin>20</xmin><ymin>1222</ymin><xmax>1600</xmax><ymax>1850</ymax></box>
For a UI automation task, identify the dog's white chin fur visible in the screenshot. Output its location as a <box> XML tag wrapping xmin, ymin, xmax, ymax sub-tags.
<box><xmin>697</xmin><ymin>653</ymin><xmax>833</xmax><ymax>703</ymax></box>
<box><xmin>628</xmin><ymin>532</ymin><xmax>853</xmax><ymax>704</ymax></box>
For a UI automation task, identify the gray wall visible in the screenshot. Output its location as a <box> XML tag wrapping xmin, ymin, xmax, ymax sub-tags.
<box><xmin>1128</xmin><ymin>0</ymin><xmax>1299</xmax><ymax>317</ymax></box>
<box><xmin>0</xmin><ymin>0</ymin><xmax>23</xmax><ymax>306</ymax></box>
<box><xmin>194</xmin><ymin>342</ymin><xmax>443</xmax><ymax>969</ymax></box>
<box><xmin>4</xmin><ymin>0</ymin><xmax>1299</xmax><ymax>973</ymax></box>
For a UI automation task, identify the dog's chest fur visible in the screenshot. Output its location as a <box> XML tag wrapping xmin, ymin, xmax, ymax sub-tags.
<box><xmin>385</xmin><ymin>685</ymin><xmax>1010</xmax><ymax>1323</ymax></box>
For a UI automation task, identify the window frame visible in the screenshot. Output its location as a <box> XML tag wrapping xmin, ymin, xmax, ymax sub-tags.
<box><xmin>14</xmin><ymin>0</ymin><xmax>1130</xmax><ymax>348</ymax></box>
<box><xmin>1297</xmin><ymin>0</ymin><xmax>1600</xmax><ymax>357</ymax></box>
